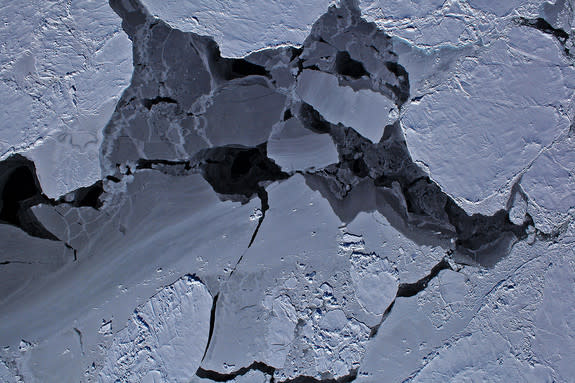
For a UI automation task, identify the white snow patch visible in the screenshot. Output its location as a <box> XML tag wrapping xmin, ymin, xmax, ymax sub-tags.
<box><xmin>359</xmin><ymin>0</ymin><xmax>445</xmax><ymax>20</ymax></box>
<box><xmin>533</xmin><ymin>259</ymin><xmax>575</xmax><ymax>382</ymax></box>
<box><xmin>522</xmin><ymin>135</ymin><xmax>575</xmax><ymax>232</ymax></box>
<box><xmin>0</xmin><ymin>359</ymin><xmax>16</xmax><ymax>383</ymax></box>
<box><xmin>339</xmin><ymin>229</ymin><xmax>398</xmax><ymax>316</ymax></box>
<box><xmin>139</xmin><ymin>0</ymin><xmax>335</xmax><ymax>58</ymax></box>
<box><xmin>266</xmin><ymin>295</ymin><xmax>298</xmax><ymax>367</ymax></box>
<box><xmin>350</xmin><ymin>252</ymin><xmax>398</xmax><ymax>316</ymax></box>
<box><xmin>98</xmin><ymin>275</ymin><xmax>212</xmax><ymax>383</ymax></box>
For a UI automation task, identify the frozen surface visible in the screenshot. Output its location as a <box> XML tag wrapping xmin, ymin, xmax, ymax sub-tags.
<box><xmin>0</xmin><ymin>0</ymin><xmax>133</xmax><ymax>198</ymax></box>
<box><xmin>267</xmin><ymin>118</ymin><xmax>339</xmax><ymax>172</ymax></box>
<box><xmin>522</xmin><ymin>135</ymin><xmax>575</xmax><ymax>232</ymax></box>
<box><xmin>139</xmin><ymin>0</ymin><xmax>335</xmax><ymax>57</ymax></box>
<box><xmin>359</xmin><ymin>0</ymin><xmax>445</xmax><ymax>20</ymax></box>
<box><xmin>99</xmin><ymin>275</ymin><xmax>212</xmax><ymax>383</ymax></box>
<box><xmin>402</xmin><ymin>25</ymin><xmax>574</xmax><ymax>212</ymax></box>
<box><xmin>1</xmin><ymin>0</ymin><xmax>575</xmax><ymax>382</ymax></box>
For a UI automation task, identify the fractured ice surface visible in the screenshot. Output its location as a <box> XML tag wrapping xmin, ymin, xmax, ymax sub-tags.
<box><xmin>522</xmin><ymin>135</ymin><xmax>575</xmax><ymax>232</ymax></box>
<box><xmin>0</xmin><ymin>0</ymin><xmax>133</xmax><ymax>198</ymax></box>
<box><xmin>1</xmin><ymin>0</ymin><xmax>575</xmax><ymax>382</ymax></box>
<box><xmin>139</xmin><ymin>0</ymin><xmax>335</xmax><ymax>58</ymax></box>
<box><xmin>359</xmin><ymin>0</ymin><xmax>445</xmax><ymax>20</ymax></box>
<box><xmin>403</xmin><ymin>25</ymin><xmax>574</xmax><ymax>212</ymax></box>
<box><xmin>99</xmin><ymin>275</ymin><xmax>212</xmax><ymax>383</ymax></box>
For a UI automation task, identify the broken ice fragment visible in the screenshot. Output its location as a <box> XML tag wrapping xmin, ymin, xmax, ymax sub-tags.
<box><xmin>296</xmin><ymin>70</ymin><xmax>397</xmax><ymax>143</ymax></box>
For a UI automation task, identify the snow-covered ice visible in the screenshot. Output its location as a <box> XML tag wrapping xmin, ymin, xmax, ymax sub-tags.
<box><xmin>1</xmin><ymin>0</ymin><xmax>575</xmax><ymax>382</ymax></box>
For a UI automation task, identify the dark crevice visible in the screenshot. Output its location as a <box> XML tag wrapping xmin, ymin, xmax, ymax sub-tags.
<box><xmin>228</xmin><ymin>59</ymin><xmax>270</xmax><ymax>79</ymax></box>
<box><xmin>142</xmin><ymin>96</ymin><xmax>178</xmax><ymax>110</ymax></box>
<box><xmin>57</xmin><ymin>181</ymin><xmax>105</xmax><ymax>209</ymax></box>
<box><xmin>195</xmin><ymin>144</ymin><xmax>289</xmax><ymax>247</ymax></box>
<box><xmin>298</xmin><ymin>103</ymin><xmax>333</xmax><ymax>134</ymax></box>
<box><xmin>369</xmin><ymin>300</ymin><xmax>395</xmax><ymax>338</ymax></box>
<box><xmin>202</xmin><ymin>293</ymin><xmax>219</xmax><ymax>362</ymax></box>
<box><xmin>64</xmin><ymin>243</ymin><xmax>78</xmax><ymax>261</ymax></box>
<box><xmin>290</xmin><ymin>47</ymin><xmax>304</xmax><ymax>62</ymax></box>
<box><xmin>0</xmin><ymin>154</ymin><xmax>59</xmax><ymax>240</ymax></box>
<box><xmin>411</xmin><ymin>94</ymin><xmax>425</xmax><ymax>102</ymax></box>
<box><xmin>136</xmin><ymin>158</ymin><xmax>191</xmax><ymax>171</ymax></box>
<box><xmin>397</xmin><ymin>258</ymin><xmax>453</xmax><ymax>297</ymax></box>
<box><xmin>0</xmin><ymin>260</ymin><xmax>34</xmax><ymax>265</ymax></box>
<box><xmin>196</xmin><ymin>362</ymin><xmax>275</xmax><ymax>382</ymax></box>
<box><xmin>196</xmin><ymin>363</ymin><xmax>358</xmax><ymax>383</ymax></box>
<box><xmin>133</xmin><ymin>147</ymin><xmax>286</xmax><ymax>249</ymax></box>
<box><xmin>108</xmin><ymin>0</ymin><xmax>148</xmax><ymax>40</ymax></box>
<box><xmin>204</xmin><ymin>39</ymin><xmax>271</xmax><ymax>82</ymax></box>
<box><xmin>305</xmin><ymin>64</ymin><xmax>323</xmax><ymax>73</ymax></box>
<box><xmin>370</xmin><ymin>257</ymin><xmax>454</xmax><ymax>338</ymax></box>
<box><xmin>0</xmin><ymin>155</ymin><xmax>110</xmax><ymax>241</ymax></box>
<box><xmin>281</xmin><ymin>369</ymin><xmax>358</xmax><ymax>383</ymax></box>
<box><xmin>106</xmin><ymin>175</ymin><xmax>121</xmax><ymax>183</ymax></box>
<box><xmin>299</xmin><ymin>105</ymin><xmax>533</xmax><ymax>267</ymax></box>
<box><xmin>196</xmin><ymin>143</ymin><xmax>290</xmax><ymax>202</ymax></box>
<box><xmin>334</xmin><ymin>51</ymin><xmax>369</xmax><ymax>79</ymax></box>
<box><xmin>445</xmin><ymin>199</ymin><xmax>533</xmax><ymax>257</ymax></box>
<box><xmin>299</xmin><ymin>1</ymin><xmax>409</xmax><ymax>104</ymax></box>
<box><xmin>383</xmin><ymin>62</ymin><xmax>410</xmax><ymax>107</ymax></box>
<box><xmin>248</xmin><ymin>188</ymin><xmax>268</xmax><ymax>247</ymax></box>
<box><xmin>519</xmin><ymin>17</ymin><xmax>569</xmax><ymax>44</ymax></box>
<box><xmin>74</xmin><ymin>327</ymin><xmax>85</xmax><ymax>355</ymax></box>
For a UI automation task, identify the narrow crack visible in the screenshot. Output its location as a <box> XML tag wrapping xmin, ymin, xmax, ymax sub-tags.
<box><xmin>126</xmin><ymin>147</ymin><xmax>286</xmax><ymax>273</ymax></box>
<box><xmin>73</xmin><ymin>327</ymin><xmax>85</xmax><ymax>356</ymax></box>
<box><xmin>396</xmin><ymin>258</ymin><xmax>453</xmax><ymax>298</ymax></box>
<box><xmin>370</xmin><ymin>257</ymin><xmax>454</xmax><ymax>338</ymax></box>
<box><xmin>202</xmin><ymin>293</ymin><xmax>219</xmax><ymax>362</ymax></box>
<box><xmin>195</xmin><ymin>143</ymin><xmax>290</xmax><ymax>249</ymax></box>
<box><xmin>196</xmin><ymin>363</ymin><xmax>358</xmax><ymax>383</ymax></box>
<box><xmin>196</xmin><ymin>361</ymin><xmax>275</xmax><ymax>382</ymax></box>
<box><xmin>0</xmin><ymin>154</ymin><xmax>60</xmax><ymax>240</ymax></box>
<box><xmin>248</xmin><ymin>188</ymin><xmax>268</xmax><ymax>247</ymax></box>
<box><xmin>0</xmin><ymin>260</ymin><xmax>34</xmax><ymax>265</ymax></box>
<box><xmin>142</xmin><ymin>96</ymin><xmax>178</xmax><ymax>110</ymax></box>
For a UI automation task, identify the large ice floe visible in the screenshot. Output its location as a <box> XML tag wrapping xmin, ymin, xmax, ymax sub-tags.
<box><xmin>1</xmin><ymin>0</ymin><xmax>575</xmax><ymax>382</ymax></box>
